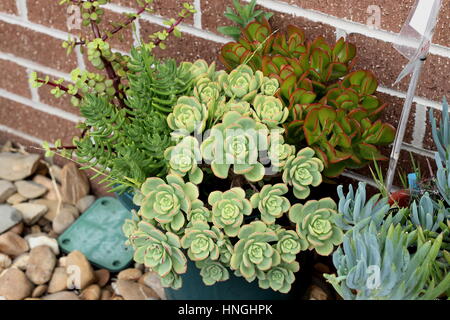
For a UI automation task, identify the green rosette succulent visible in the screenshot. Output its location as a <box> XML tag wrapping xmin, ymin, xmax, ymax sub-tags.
<box><xmin>167</xmin><ymin>96</ymin><xmax>208</xmax><ymax>134</ymax></box>
<box><xmin>139</xmin><ymin>174</ymin><xmax>199</xmax><ymax>231</ymax></box>
<box><xmin>261</xmin><ymin>76</ymin><xmax>279</xmax><ymax>96</ymax></box>
<box><xmin>187</xmin><ymin>200</ymin><xmax>211</xmax><ymax>225</ymax></box>
<box><xmin>181</xmin><ymin>222</ymin><xmax>223</xmax><ymax>261</ymax></box>
<box><xmin>282</xmin><ymin>147</ymin><xmax>324</xmax><ymax>199</ymax></box>
<box><xmin>196</xmin><ymin>259</ymin><xmax>230</xmax><ymax>286</ymax></box>
<box><xmin>258</xmin><ymin>262</ymin><xmax>300</xmax><ymax>293</ymax></box>
<box><xmin>194</xmin><ymin>78</ymin><xmax>221</xmax><ymax>105</ymax></box>
<box><xmin>253</xmin><ymin>95</ymin><xmax>288</xmax><ymax>128</ymax></box>
<box><xmin>250</xmin><ymin>183</ymin><xmax>290</xmax><ymax>224</ymax></box>
<box><xmin>288</xmin><ymin>197</ymin><xmax>343</xmax><ymax>256</ymax></box>
<box><xmin>230</xmin><ymin>221</ymin><xmax>281</xmax><ymax>281</ymax></box>
<box><xmin>201</xmin><ymin>111</ymin><xmax>269</xmax><ymax>182</ymax></box>
<box><xmin>208</xmin><ymin>187</ymin><xmax>252</xmax><ymax>237</ymax></box>
<box><xmin>217</xmin><ymin>64</ymin><xmax>263</xmax><ymax>102</ymax></box>
<box><xmin>129</xmin><ymin>221</ymin><xmax>187</xmax><ymax>278</ymax></box>
<box><xmin>224</xmin><ymin>100</ymin><xmax>252</xmax><ymax>117</ymax></box>
<box><xmin>276</xmin><ymin>229</ymin><xmax>307</xmax><ymax>263</ymax></box>
<box><xmin>268</xmin><ymin>134</ymin><xmax>296</xmax><ymax>172</ymax></box>
<box><xmin>190</xmin><ymin>59</ymin><xmax>216</xmax><ymax>82</ymax></box>
<box><xmin>164</xmin><ymin>136</ymin><xmax>203</xmax><ymax>184</ymax></box>
<box><xmin>160</xmin><ymin>271</ymin><xmax>183</xmax><ymax>289</ymax></box>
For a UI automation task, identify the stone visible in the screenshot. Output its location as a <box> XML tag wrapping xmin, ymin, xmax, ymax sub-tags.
<box><xmin>0</xmin><ymin>231</ymin><xmax>29</xmax><ymax>256</ymax></box>
<box><xmin>0</xmin><ymin>152</ymin><xmax>40</xmax><ymax>181</ymax></box>
<box><xmin>0</xmin><ymin>180</ymin><xmax>16</xmax><ymax>203</ymax></box>
<box><xmin>33</xmin><ymin>175</ymin><xmax>61</xmax><ymax>201</ymax></box>
<box><xmin>65</xmin><ymin>250</ymin><xmax>96</xmax><ymax>290</ymax></box>
<box><xmin>115</xmin><ymin>280</ymin><xmax>159</xmax><ymax>300</ymax></box>
<box><xmin>42</xmin><ymin>291</ymin><xmax>79</xmax><ymax>300</ymax></box>
<box><xmin>49</xmin><ymin>165</ymin><xmax>62</xmax><ymax>183</ymax></box>
<box><xmin>0</xmin><ymin>205</ymin><xmax>22</xmax><ymax>233</ymax></box>
<box><xmin>80</xmin><ymin>284</ymin><xmax>101</xmax><ymax>300</ymax></box>
<box><xmin>76</xmin><ymin>195</ymin><xmax>95</xmax><ymax>213</ymax></box>
<box><xmin>6</xmin><ymin>193</ymin><xmax>26</xmax><ymax>205</ymax></box>
<box><xmin>52</xmin><ymin>206</ymin><xmax>75</xmax><ymax>234</ymax></box>
<box><xmin>32</xmin><ymin>175</ymin><xmax>53</xmax><ymax>191</ymax></box>
<box><xmin>0</xmin><ymin>268</ymin><xmax>34</xmax><ymax>300</ymax></box>
<box><xmin>32</xmin><ymin>285</ymin><xmax>48</xmax><ymax>298</ymax></box>
<box><xmin>1</xmin><ymin>141</ymin><xmax>12</xmax><ymax>152</ymax></box>
<box><xmin>62</xmin><ymin>203</ymin><xmax>79</xmax><ymax>219</ymax></box>
<box><xmin>14</xmin><ymin>180</ymin><xmax>47</xmax><ymax>199</ymax></box>
<box><xmin>32</xmin><ymin>199</ymin><xmax>59</xmax><ymax>221</ymax></box>
<box><xmin>11</xmin><ymin>253</ymin><xmax>29</xmax><ymax>270</ymax></box>
<box><xmin>118</xmin><ymin>268</ymin><xmax>142</xmax><ymax>281</ymax></box>
<box><xmin>9</xmin><ymin>222</ymin><xmax>24</xmax><ymax>235</ymax></box>
<box><xmin>25</xmin><ymin>233</ymin><xmax>59</xmax><ymax>255</ymax></box>
<box><xmin>31</xmin><ymin>225</ymin><xmax>41</xmax><ymax>234</ymax></box>
<box><xmin>309</xmin><ymin>285</ymin><xmax>328</xmax><ymax>300</ymax></box>
<box><xmin>47</xmin><ymin>267</ymin><xmax>68</xmax><ymax>293</ymax></box>
<box><xmin>61</xmin><ymin>163</ymin><xmax>90</xmax><ymax>205</ymax></box>
<box><xmin>13</xmin><ymin>203</ymin><xmax>48</xmax><ymax>225</ymax></box>
<box><xmin>95</xmin><ymin>269</ymin><xmax>110</xmax><ymax>287</ymax></box>
<box><xmin>26</xmin><ymin>245</ymin><xmax>56</xmax><ymax>285</ymax></box>
<box><xmin>101</xmin><ymin>289</ymin><xmax>112</xmax><ymax>300</ymax></box>
<box><xmin>139</xmin><ymin>272</ymin><xmax>166</xmax><ymax>300</ymax></box>
<box><xmin>0</xmin><ymin>253</ymin><xmax>11</xmax><ymax>269</ymax></box>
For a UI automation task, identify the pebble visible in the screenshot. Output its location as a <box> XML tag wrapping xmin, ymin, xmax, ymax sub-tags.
<box><xmin>14</xmin><ymin>180</ymin><xmax>47</xmax><ymax>199</ymax></box>
<box><xmin>6</xmin><ymin>193</ymin><xmax>27</xmax><ymax>205</ymax></box>
<box><xmin>52</xmin><ymin>206</ymin><xmax>75</xmax><ymax>234</ymax></box>
<box><xmin>139</xmin><ymin>272</ymin><xmax>166</xmax><ymax>300</ymax></box>
<box><xmin>47</xmin><ymin>267</ymin><xmax>68</xmax><ymax>294</ymax></box>
<box><xmin>8</xmin><ymin>222</ymin><xmax>24</xmax><ymax>235</ymax></box>
<box><xmin>308</xmin><ymin>285</ymin><xmax>328</xmax><ymax>300</ymax></box>
<box><xmin>0</xmin><ymin>268</ymin><xmax>34</xmax><ymax>300</ymax></box>
<box><xmin>0</xmin><ymin>231</ymin><xmax>29</xmax><ymax>256</ymax></box>
<box><xmin>0</xmin><ymin>253</ymin><xmax>12</xmax><ymax>269</ymax></box>
<box><xmin>118</xmin><ymin>268</ymin><xmax>142</xmax><ymax>281</ymax></box>
<box><xmin>11</xmin><ymin>253</ymin><xmax>29</xmax><ymax>270</ymax></box>
<box><xmin>65</xmin><ymin>250</ymin><xmax>96</xmax><ymax>290</ymax></box>
<box><xmin>115</xmin><ymin>280</ymin><xmax>159</xmax><ymax>300</ymax></box>
<box><xmin>13</xmin><ymin>203</ymin><xmax>48</xmax><ymax>225</ymax></box>
<box><xmin>61</xmin><ymin>163</ymin><xmax>90</xmax><ymax>205</ymax></box>
<box><xmin>101</xmin><ymin>289</ymin><xmax>112</xmax><ymax>300</ymax></box>
<box><xmin>76</xmin><ymin>195</ymin><xmax>95</xmax><ymax>213</ymax></box>
<box><xmin>32</xmin><ymin>285</ymin><xmax>48</xmax><ymax>298</ymax></box>
<box><xmin>80</xmin><ymin>284</ymin><xmax>101</xmax><ymax>300</ymax></box>
<box><xmin>26</xmin><ymin>233</ymin><xmax>60</xmax><ymax>255</ymax></box>
<box><xmin>42</xmin><ymin>291</ymin><xmax>79</xmax><ymax>300</ymax></box>
<box><xmin>31</xmin><ymin>199</ymin><xmax>59</xmax><ymax>221</ymax></box>
<box><xmin>95</xmin><ymin>269</ymin><xmax>110</xmax><ymax>287</ymax></box>
<box><xmin>49</xmin><ymin>165</ymin><xmax>62</xmax><ymax>183</ymax></box>
<box><xmin>0</xmin><ymin>152</ymin><xmax>40</xmax><ymax>181</ymax></box>
<box><xmin>0</xmin><ymin>180</ymin><xmax>16</xmax><ymax>203</ymax></box>
<box><xmin>0</xmin><ymin>205</ymin><xmax>22</xmax><ymax>234</ymax></box>
<box><xmin>26</xmin><ymin>245</ymin><xmax>56</xmax><ymax>285</ymax></box>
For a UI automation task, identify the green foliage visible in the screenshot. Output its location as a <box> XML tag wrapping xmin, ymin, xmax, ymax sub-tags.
<box><xmin>218</xmin><ymin>0</ymin><xmax>273</xmax><ymax>41</ymax></box>
<box><xmin>219</xmin><ymin>20</ymin><xmax>395</xmax><ymax>177</ymax></box>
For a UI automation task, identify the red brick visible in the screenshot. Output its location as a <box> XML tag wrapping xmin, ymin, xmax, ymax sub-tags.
<box><xmin>0</xmin><ymin>22</ymin><xmax>78</xmax><ymax>73</ymax></box>
<box><xmin>0</xmin><ymin>0</ymin><xmax>17</xmax><ymax>14</ymax></box>
<box><xmin>0</xmin><ymin>97</ymin><xmax>80</xmax><ymax>144</ymax></box>
<box><xmin>0</xmin><ymin>59</ymin><xmax>31</xmax><ymax>98</ymax></box>
<box><xmin>140</xmin><ymin>20</ymin><xmax>222</xmax><ymax>65</ymax></box>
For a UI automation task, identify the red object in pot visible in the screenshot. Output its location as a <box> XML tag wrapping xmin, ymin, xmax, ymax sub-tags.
<box><xmin>388</xmin><ymin>189</ymin><xmax>410</xmax><ymax>208</ymax></box>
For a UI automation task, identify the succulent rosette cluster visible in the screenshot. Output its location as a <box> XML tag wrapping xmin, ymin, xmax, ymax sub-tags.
<box><xmin>124</xmin><ymin>60</ymin><xmax>344</xmax><ymax>293</ymax></box>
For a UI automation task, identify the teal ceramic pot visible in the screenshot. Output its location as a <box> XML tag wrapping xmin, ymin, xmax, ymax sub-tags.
<box><xmin>116</xmin><ymin>191</ymin><xmax>303</xmax><ymax>300</ymax></box>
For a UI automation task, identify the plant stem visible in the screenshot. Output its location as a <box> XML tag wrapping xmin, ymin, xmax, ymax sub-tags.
<box><xmin>36</xmin><ymin>79</ymin><xmax>83</xmax><ymax>100</ymax></box>
<box><xmin>153</xmin><ymin>16</ymin><xmax>185</xmax><ymax>47</ymax></box>
<box><xmin>50</xmin><ymin>145</ymin><xmax>77</xmax><ymax>151</ymax></box>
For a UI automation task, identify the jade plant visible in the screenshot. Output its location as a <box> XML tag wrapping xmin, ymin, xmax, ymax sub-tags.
<box><xmin>124</xmin><ymin>60</ymin><xmax>344</xmax><ymax>293</ymax></box>
<box><xmin>219</xmin><ymin>18</ymin><xmax>396</xmax><ymax>177</ymax></box>
<box><xmin>30</xmin><ymin>0</ymin><xmax>196</xmax><ymax>192</ymax></box>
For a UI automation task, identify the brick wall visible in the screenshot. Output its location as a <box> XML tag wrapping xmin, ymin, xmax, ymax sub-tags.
<box><xmin>0</xmin><ymin>0</ymin><xmax>449</xmax><ymax>188</ymax></box>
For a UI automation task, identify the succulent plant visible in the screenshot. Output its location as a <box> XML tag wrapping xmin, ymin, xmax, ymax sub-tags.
<box><xmin>258</xmin><ymin>261</ymin><xmax>300</xmax><ymax>293</ymax></box>
<box><xmin>230</xmin><ymin>221</ymin><xmax>280</xmax><ymax>281</ymax></box>
<box><xmin>201</xmin><ymin>111</ymin><xmax>269</xmax><ymax>182</ymax></box>
<box><xmin>167</xmin><ymin>96</ymin><xmax>208</xmax><ymax>135</ymax></box>
<box><xmin>208</xmin><ymin>187</ymin><xmax>252</xmax><ymax>237</ymax></box>
<box><xmin>194</xmin><ymin>78</ymin><xmax>222</xmax><ymax>106</ymax></box>
<box><xmin>139</xmin><ymin>174</ymin><xmax>199</xmax><ymax>231</ymax></box>
<box><xmin>252</xmin><ymin>95</ymin><xmax>289</xmax><ymax>128</ymax></box>
<box><xmin>186</xmin><ymin>200</ymin><xmax>212</xmax><ymax>225</ymax></box>
<box><xmin>181</xmin><ymin>222</ymin><xmax>224</xmax><ymax>261</ymax></box>
<box><xmin>289</xmin><ymin>198</ymin><xmax>343</xmax><ymax>256</ymax></box>
<box><xmin>430</xmin><ymin>98</ymin><xmax>450</xmax><ymax>161</ymax></box>
<box><xmin>268</xmin><ymin>134</ymin><xmax>296</xmax><ymax>172</ymax></box>
<box><xmin>282</xmin><ymin>147</ymin><xmax>324</xmax><ymax>199</ymax></box>
<box><xmin>325</xmin><ymin>222</ymin><xmax>450</xmax><ymax>300</ymax></box>
<box><xmin>410</xmin><ymin>193</ymin><xmax>446</xmax><ymax>233</ymax></box>
<box><xmin>217</xmin><ymin>64</ymin><xmax>264</xmax><ymax>102</ymax></box>
<box><xmin>250</xmin><ymin>183</ymin><xmax>291</xmax><ymax>224</ymax></box>
<box><xmin>164</xmin><ymin>136</ymin><xmax>203</xmax><ymax>184</ymax></box>
<box><xmin>195</xmin><ymin>259</ymin><xmax>230</xmax><ymax>286</ymax></box>
<box><xmin>128</xmin><ymin>221</ymin><xmax>187</xmax><ymax>278</ymax></box>
<box><xmin>160</xmin><ymin>271</ymin><xmax>183</xmax><ymax>289</ymax></box>
<box><xmin>219</xmin><ymin>19</ymin><xmax>395</xmax><ymax>178</ymax></box>
<box><xmin>276</xmin><ymin>229</ymin><xmax>307</xmax><ymax>263</ymax></box>
<box><xmin>260</xmin><ymin>77</ymin><xmax>279</xmax><ymax>96</ymax></box>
